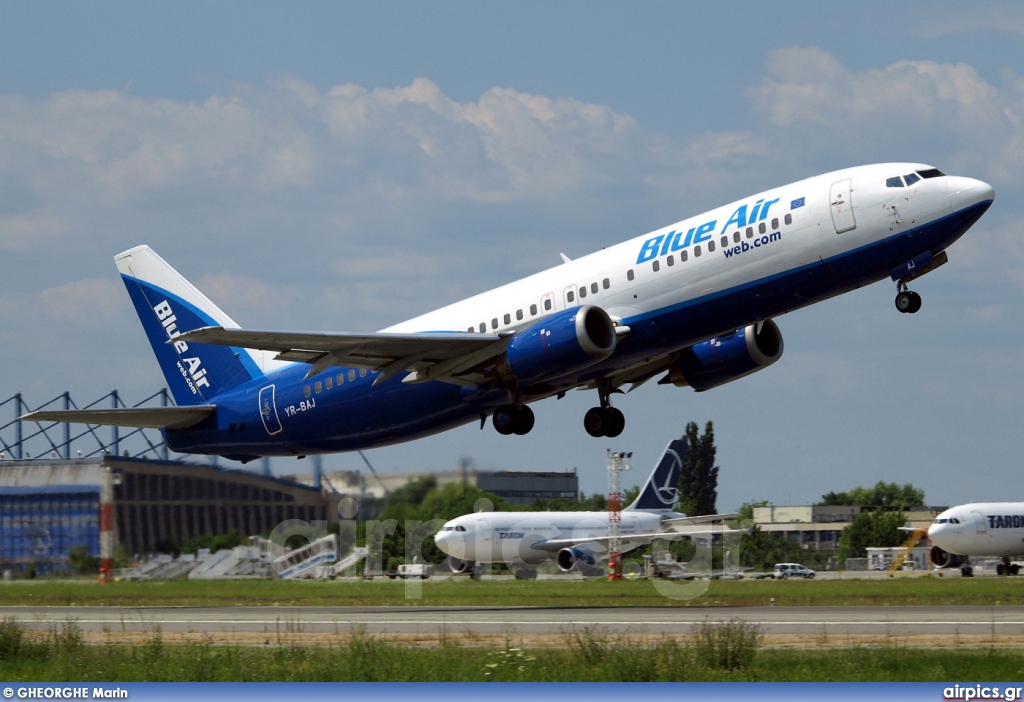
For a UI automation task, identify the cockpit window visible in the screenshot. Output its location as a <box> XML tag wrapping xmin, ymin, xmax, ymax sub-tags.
<box><xmin>917</xmin><ymin>168</ymin><xmax>944</xmax><ymax>179</ymax></box>
<box><xmin>886</xmin><ymin>176</ymin><xmax>904</xmax><ymax>188</ymax></box>
<box><xmin>903</xmin><ymin>173</ymin><xmax>921</xmax><ymax>186</ymax></box>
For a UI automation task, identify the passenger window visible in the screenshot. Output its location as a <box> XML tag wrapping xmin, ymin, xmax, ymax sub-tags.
<box><xmin>886</xmin><ymin>176</ymin><xmax>904</xmax><ymax>187</ymax></box>
<box><xmin>733</xmin><ymin>232</ymin><xmax>740</xmax><ymax>243</ymax></box>
<box><xmin>325</xmin><ymin>377</ymin><xmax>333</xmax><ymax>390</ymax></box>
<box><xmin>903</xmin><ymin>173</ymin><xmax>920</xmax><ymax>186</ymax></box>
<box><xmin>784</xmin><ymin>214</ymin><xmax>792</xmax><ymax>225</ymax></box>
<box><xmin>746</xmin><ymin>226</ymin><xmax>754</xmax><ymax>239</ymax></box>
<box><xmin>349</xmin><ymin>370</ymin><xmax>356</xmax><ymax>381</ymax></box>
<box><xmin>708</xmin><ymin>240</ymin><xmax>715</xmax><ymax>252</ymax></box>
<box><xmin>771</xmin><ymin>218</ymin><xmax>778</xmax><ymax>229</ymax></box>
<box><xmin>467</xmin><ymin>327</ymin><xmax>473</xmax><ymax>333</ymax></box>
<box><xmin>530</xmin><ymin>304</ymin><xmax>538</xmax><ymax>315</ymax></box>
<box><xmin>337</xmin><ymin>373</ymin><xmax>345</xmax><ymax>385</ymax></box>
<box><xmin>544</xmin><ymin>298</ymin><xmax>552</xmax><ymax>310</ymax></box>
<box><xmin>567</xmin><ymin>291</ymin><xmax>575</xmax><ymax>302</ymax></box>
<box><xmin>303</xmin><ymin>385</ymin><xmax>311</xmax><ymax>398</ymax></box>
<box><xmin>602</xmin><ymin>278</ymin><xmax>609</xmax><ymax>289</ymax></box>
<box><xmin>491</xmin><ymin>318</ymin><xmax>498</xmax><ymax>329</ymax></box>
<box><xmin>579</xmin><ymin>287</ymin><xmax>587</xmax><ymax>298</ymax></box>
<box><xmin>721</xmin><ymin>236</ymin><xmax>728</xmax><ymax>247</ymax></box>
<box><xmin>503</xmin><ymin>313</ymin><xmax>511</xmax><ymax>325</ymax></box>
<box><xmin>359</xmin><ymin>369</ymin><xmax>367</xmax><ymax>377</ymax></box>
<box><xmin>680</xmin><ymin>250</ymin><xmax>688</xmax><ymax>262</ymax></box>
<box><xmin>516</xmin><ymin>309</ymin><xmax>523</xmax><ymax>321</ymax></box>
<box><xmin>591</xmin><ymin>282</ymin><xmax>598</xmax><ymax>294</ymax></box>
<box><xmin>478</xmin><ymin>323</ymin><xmax>486</xmax><ymax>333</ymax></box>
<box><xmin>315</xmin><ymin>381</ymin><xmax>322</xmax><ymax>394</ymax></box>
<box><xmin>666</xmin><ymin>255</ymin><xmax>674</xmax><ymax>267</ymax></box>
<box><xmin>627</xmin><ymin>269</ymin><xmax>634</xmax><ymax>281</ymax></box>
<box><xmin>652</xmin><ymin>260</ymin><xmax>660</xmax><ymax>272</ymax></box>
<box><xmin>759</xmin><ymin>222</ymin><xmax>766</xmax><ymax>234</ymax></box>
<box><xmin>694</xmin><ymin>245</ymin><xmax>701</xmax><ymax>257</ymax></box>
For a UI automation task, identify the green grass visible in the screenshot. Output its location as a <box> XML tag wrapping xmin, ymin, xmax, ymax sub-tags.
<box><xmin>1</xmin><ymin>618</ymin><xmax>1023</xmax><ymax>682</ymax></box>
<box><xmin>2</xmin><ymin>575</ymin><xmax>1024</xmax><ymax>607</ymax></box>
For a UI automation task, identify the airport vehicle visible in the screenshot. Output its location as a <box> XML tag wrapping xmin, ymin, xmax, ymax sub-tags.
<box><xmin>928</xmin><ymin>503</ymin><xmax>1024</xmax><ymax>577</ymax></box>
<box><xmin>772</xmin><ymin>563</ymin><xmax>816</xmax><ymax>579</ymax></box>
<box><xmin>432</xmin><ymin>436</ymin><xmax>742</xmax><ymax>577</ymax></box>
<box><xmin>20</xmin><ymin>165</ymin><xmax>994</xmax><ymax>460</ymax></box>
<box><xmin>387</xmin><ymin>563</ymin><xmax>432</xmax><ymax>580</ymax></box>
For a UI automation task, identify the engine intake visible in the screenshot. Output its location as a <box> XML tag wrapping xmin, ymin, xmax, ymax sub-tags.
<box><xmin>663</xmin><ymin>319</ymin><xmax>784</xmax><ymax>392</ymax></box>
<box><xmin>556</xmin><ymin>545</ymin><xmax>598</xmax><ymax>572</ymax></box>
<box><xmin>502</xmin><ymin>305</ymin><xmax>617</xmax><ymax>385</ymax></box>
<box><xmin>929</xmin><ymin>545</ymin><xmax>962</xmax><ymax>569</ymax></box>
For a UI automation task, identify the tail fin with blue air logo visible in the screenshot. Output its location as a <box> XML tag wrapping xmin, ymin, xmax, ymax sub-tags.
<box><xmin>115</xmin><ymin>246</ymin><xmax>266</xmax><ymax>406</ymax></box>
<box><xmin>625</xmin><ymin>437</ymin><xmax>685</xmax><ymax>512</ymax></box>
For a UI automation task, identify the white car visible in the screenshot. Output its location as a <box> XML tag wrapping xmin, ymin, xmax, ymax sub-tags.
<box><xmin>773</xmin><ymin>563</ymin><xmax>816</xmax><ymax>579</ymax></box>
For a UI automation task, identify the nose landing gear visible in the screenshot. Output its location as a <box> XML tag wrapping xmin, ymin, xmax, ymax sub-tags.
<box><xmin>894</xmin><ymin>282</ymin><xmax>922</xmax><ymax>314</ymax></box>
<box><xmin>584</xmin><ymin>381</ymin><xmax>625</xmax><ymax>438</ymax></box>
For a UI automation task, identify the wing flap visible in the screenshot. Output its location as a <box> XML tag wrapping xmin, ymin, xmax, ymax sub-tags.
<box><xmin>19</xmin><ymin>406</ymin><xmax>215</xmax><ymax>430</ymax></box>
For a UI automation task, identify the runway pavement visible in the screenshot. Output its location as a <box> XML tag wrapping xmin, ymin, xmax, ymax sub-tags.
<box><xmin>3</xmin><ymin>605</ymin><xmax>1024</xmax><ymax>646</ymax></box>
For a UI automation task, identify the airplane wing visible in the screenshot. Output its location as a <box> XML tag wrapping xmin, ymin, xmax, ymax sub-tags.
<box><xmin>19</xmin><ymin>407</ymin><xmax>215</xmax><ymax>430</ymax></box>
<box><xmin>176</xmin><ymin>326</ymin><xmax>512</xmax><ymax>387</ymax></box>
<box><xmin>529</xmin><ymin>526</ymin><xmax>750</xmax><ymax>553</ymax></box>
<box><xmin>663</xmin><ymin>513</ymin><xmax>742</xmax><ymax>528</ymax></box>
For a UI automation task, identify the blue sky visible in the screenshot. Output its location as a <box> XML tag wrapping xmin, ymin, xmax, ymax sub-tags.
<box><xmin>2</xmin><ymin>2</ymin><xmax>1023</xmax><ymax>511</ymax></box>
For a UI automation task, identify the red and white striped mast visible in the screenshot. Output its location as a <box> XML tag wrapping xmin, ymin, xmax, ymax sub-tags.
<box><xmin>607</xmin><ymin>449</ymin><xmax>631</xmax><ymax>581</ymax></box>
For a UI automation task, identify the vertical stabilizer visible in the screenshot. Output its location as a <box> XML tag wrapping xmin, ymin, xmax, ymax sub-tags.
<box><xmin>115</xmin><ymin>246</ymin><xmax>264</xmax><ymax>405</ymax></box>
<box><xmin>625</xmin><ymin>437</ymin><xmax>685</xmax><ymax>512</ymax></box>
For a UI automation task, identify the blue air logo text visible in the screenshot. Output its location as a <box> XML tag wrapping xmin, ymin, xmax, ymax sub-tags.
<box><xmin>636</xmin><ymin>197</ymin><xmax>780</xmax><ymax>264</ymax></box>
<box><xmin>722</xmin><ymin>231</ymin><xmax>782</xmax><ymax>259</ymax></box>
<box><xmin>153</xmin><ymin>300</ymin><xmax>210</xmax><ymax>393</ymax></box>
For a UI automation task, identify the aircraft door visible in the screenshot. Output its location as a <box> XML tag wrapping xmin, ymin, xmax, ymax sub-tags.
<box><xmin>830</xmin><ymin>179</ymin><xmax>857</xmax><ymax>234</ymax></box>
<box><xmin>258</xmin><ymin>385</ymin><xmax>283</xmax><ymax>436</ymax></box>
<box><xmin>972</xmin><ymin>510</ymin><xmax>987</xmax><ymax>534</ymax></box>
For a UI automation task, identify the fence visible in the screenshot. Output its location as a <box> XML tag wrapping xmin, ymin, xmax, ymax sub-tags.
<box><xmin>0</xmin><ymin>390</ymin><xmax>170</xmax><ymax>461</ymax></box>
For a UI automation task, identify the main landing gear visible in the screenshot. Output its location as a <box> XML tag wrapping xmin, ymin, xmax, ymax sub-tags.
<box><xmin>492</xmin><ymin>403</ymin><xmax>535</xmax><ymax>436</ymax></box>
<box><xmin>583</xmin><ymin>381</ymin><xmax>625</xmax><ymax>438</ymax></box>
<box><xmin>894</xmin><ymin>281</ymin><xmax>922</xmax><ymax>314</ymax></box>
<box><xmin>997</xmin><ymin>557</ymin><xmax>1021</xmax><ymax>576</ymax></box>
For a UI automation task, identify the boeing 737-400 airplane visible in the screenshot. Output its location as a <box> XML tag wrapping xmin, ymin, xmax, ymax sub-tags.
<box><xmin>928</xmin><ymin>503</ymin><xmax>1024</xmax><ymax>577</ymax></box>
<box><xmin>433</xmin><ymin>437</ymin><xmax>741</xmax><ymax>577</ymax></box>
<box><xmin>21</xmin><ymin>164</ymin><xmax>993</xmax><ymax>461</ymax></box>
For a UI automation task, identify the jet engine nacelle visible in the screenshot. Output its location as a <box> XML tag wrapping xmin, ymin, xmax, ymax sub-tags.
<box><xmin>446</xmin><ymin>556</ymin><xmax>475</xmax><ymax>574</ymax></box>
<box><xmin>555</xmin><ymin>545</ymin><xmax>599</xmax><ymax>572</ymax></box>
<box><xmin>663</xmin><ymin>319</ymin><xmax>784</xmax><ymax>392</ymax></box>
<box><xmin>930</xmin><ymin>545</ymin><xmax>963</xmax><ymax>569</ymax></box>
<box><xmin>502</xmin><ymin>305</ymin><xmax>617</xmax><ymax>385</ymax></box>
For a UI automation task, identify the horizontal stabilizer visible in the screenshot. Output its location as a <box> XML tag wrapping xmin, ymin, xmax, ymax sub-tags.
<box><xmin>19</xmin><ymin>406</ymin><xmax>215</xmax><ymax>430</ymax></box>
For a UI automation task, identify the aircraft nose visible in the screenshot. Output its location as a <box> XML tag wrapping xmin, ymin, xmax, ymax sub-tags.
<box><xmin>434</xmin><ymin>530</ymin><xmax>450</xmax><ymax>553</ymax></box>
<box><xmin>948</xmin><ymin>176</ymin><xmax>995</xmax><ymax>212</ymax></box>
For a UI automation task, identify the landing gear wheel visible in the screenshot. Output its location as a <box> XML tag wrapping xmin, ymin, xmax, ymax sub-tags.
<box><xmin>961</xmin><ymin>565</ymin><xmax>974</xmax><ymax>577</ymax></box>
<box><xmin>998</xmin><ymin>563</ymin><xmax>1006</xmax><ymax>576</ymax></box>
<box><xmin>895</xmin><ymin>291</ymin><xmax>922</xmax><ymax>313</ymax></box>
<box><xmin>492</xmin><ymin>404</ymin><xmax>535</xmax><ymax>435</ymax></box>
<box><xmin>584</xmin><ymin>407</ymin><xmax>606</xmax><ymax>437</ymax></box>
<box><xmin>604</xmin><ymin>407</ymin><xmax>625</xmax><ymax>437</ymax></box>
<box><xmin>493</xmin><ymin>405</ymin><xmax>516</xmax><ymax>435</ymax></box>
<box><xmin>1013</xmin><ymin>564</ymin><xmax>1020</xmax><ymax>576</ymax></box>
<box><xmin>512</xmin><ymin>405</ymin><xmax>535</xmax><ymax>436</ymax></box>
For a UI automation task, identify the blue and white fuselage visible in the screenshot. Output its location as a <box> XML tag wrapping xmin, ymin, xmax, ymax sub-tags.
<box><xmin>23</xmin><ymin>164</ymin><xmax>994</xmax><ymax>460</ymax></box>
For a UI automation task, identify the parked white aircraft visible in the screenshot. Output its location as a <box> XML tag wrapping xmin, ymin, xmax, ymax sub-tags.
<box><xmin>432</xmin><ymin>437</ymin><xmax>742</xmax><ymax>578</ymax></box>
<box><xmin>929</xmin><ymin>503</ymin><xmax>1024</xmax><ymax>577</ymax></box>
<box><xmin>22</xmin><ymin>164</ymin><xmax>994</xmax><ymax>460</ymax></box>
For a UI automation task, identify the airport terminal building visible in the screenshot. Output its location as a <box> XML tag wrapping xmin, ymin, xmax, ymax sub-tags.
<box><xmin>0</xmin><ymin>457</ymin><xmax>332</xmax><ymax>574</ymax></box>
